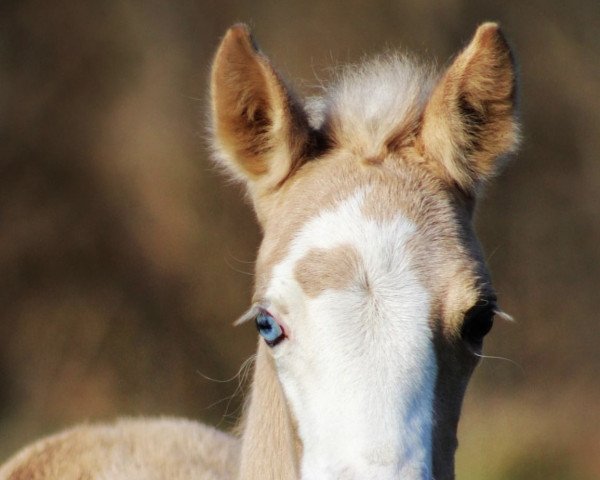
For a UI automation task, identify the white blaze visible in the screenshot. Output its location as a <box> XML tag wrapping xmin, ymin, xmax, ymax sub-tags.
<box><xmin>265</xmin><ymin>190</ymin><xmax>436</xmax><ymax>480</ymax></box>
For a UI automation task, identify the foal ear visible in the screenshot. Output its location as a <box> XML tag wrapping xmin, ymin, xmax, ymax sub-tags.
<box><xmin>418</xmin><ymin>23</ymin><xmax>519</xmax><ymax>195</ymax></box>
<box><xmin>210</xmin><ymin>24</ymin><xmax>311</xmax><ymax>196</ymax></box>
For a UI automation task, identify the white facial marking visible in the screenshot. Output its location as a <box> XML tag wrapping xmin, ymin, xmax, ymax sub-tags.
<box><xmin>265</xmin><ymin>190</ymin><xmax>436</xmax><ymax>480</ymax></box>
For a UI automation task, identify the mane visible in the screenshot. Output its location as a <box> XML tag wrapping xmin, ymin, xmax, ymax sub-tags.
<box><xmin>307</xmin><ymin>55</ymin><xmax>438</xmax><ymax>158</ymax></box>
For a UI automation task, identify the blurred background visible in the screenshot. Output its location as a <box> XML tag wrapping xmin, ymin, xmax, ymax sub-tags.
<box><xmin>0</xmin><ymin>1</ymin><xmax>598</xmax><ymax>478</ymax></box>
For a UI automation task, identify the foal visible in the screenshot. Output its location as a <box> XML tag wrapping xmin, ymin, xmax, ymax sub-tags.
<box><xmin>0</xmin><ymin>22</ymin><xmax>518</xmax><ymax>480</ymax></box>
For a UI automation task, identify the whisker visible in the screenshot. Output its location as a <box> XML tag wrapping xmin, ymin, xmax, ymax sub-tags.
<box><xmin>224</xmin><ymin>255</ymin><xmax>255</xmax><ymax>276</ymax></box>
<box><xmin>226</xmin><ymin>248</ymin><xmax>256</xmax><ymax>265</ymax></box>
<box><xmin>486</xmin><ymin>244</ymin><xmax>502</xmax><ymax>263</ymax></box>
<box><xmin>215</xmin><ymin>354</ymin><xmax>257</xmax><ymax>428</ymax></box>
<box><xmin>203</xmin><ymin>395</ymin><xmax>235</xmax><ymax>411</ymax></box>
<box><xmin>196</xmin><ymin>354</ymin><xmax>256</xmax><ymax>384</ymax></box>
<box><xmin>182</xmin><ymin>94</ymin><xmax>204</xmax><ymax>102</ymax></box>
<box><xmin>474</xmin><ymin>352</ymin><xmax>525</xmax><ymax>374</ymax></box>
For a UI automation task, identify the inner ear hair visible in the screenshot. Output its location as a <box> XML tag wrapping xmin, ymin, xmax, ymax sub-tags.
<box><xmin>210</xmin><ymin>24</ymin><xmax>313</xmax><ymax>194</ymax></box>
<box><xmin>418</xmin><ymin>22</ymin><xmax>520</xmax><ymax>195</ymax></box>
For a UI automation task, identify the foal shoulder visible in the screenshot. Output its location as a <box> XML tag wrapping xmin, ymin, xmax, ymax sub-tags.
<box><xmin>0</xmin><ymin>418</ymin><xmax>239</xmax><ymax>480</ymax></box>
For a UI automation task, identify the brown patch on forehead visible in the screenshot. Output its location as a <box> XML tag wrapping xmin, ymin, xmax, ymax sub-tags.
<box><xmin>294</xmin><ymin>244</ymin><xmax>363</xmax><ymax>298</ymax></box>
<box><xmin>253</xmin><ymin>152</ymin><xmax>367</xmax><ymax>301</ymax></box>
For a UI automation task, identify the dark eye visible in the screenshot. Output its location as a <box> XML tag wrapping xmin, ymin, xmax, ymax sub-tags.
<box><xmin>255</xmin><ymin>309</ymin><xmax>286</xmax><ymax>347</ymax></box>
<box><xmin>461</xmin><ymin>301</ymin><xmax>495</xmax><ymax>346</ymax></box>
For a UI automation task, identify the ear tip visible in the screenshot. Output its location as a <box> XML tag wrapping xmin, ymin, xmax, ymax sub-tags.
<box><xmin>476</xmin><ymin>21</ymin><xmax>501</xmax><ymax>33</ymax></box>
<box><xmin>474</xmin><ymin>21</ymin><xmax>502</xmax><ymax>39</ymax></box>
<box><xmin>222</xmin><ymin>23</ymin><xmax>258</xmax><ymax>52</ymax></box>
<box><xmin>473</xmin><ymin>21</ymin><xmax>511</xmax><ymax>51</ymax></box>
<box><xmin>227</xmin><ymin>23</ymin><xmax>251</xmax><ymax>38</ymax></box>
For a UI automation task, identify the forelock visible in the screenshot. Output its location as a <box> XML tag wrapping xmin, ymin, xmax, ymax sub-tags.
<box><xmin>307</xmin><ymin>55</ymin><xmax>437</xmax><ymax>158</ymax></box>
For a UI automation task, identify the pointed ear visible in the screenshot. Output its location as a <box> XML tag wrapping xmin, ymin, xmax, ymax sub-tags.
<box><xmin>210</xmin><ymin>24</ymin><xmax>311</xmax><ymax>197</ymax></box>
<box><xmin>418</xmin><ymin>23</ymin><xmax>520</xmax><ymax>195</ymax></box>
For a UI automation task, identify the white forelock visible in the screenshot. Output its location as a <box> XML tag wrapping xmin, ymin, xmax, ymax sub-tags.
<box><xmin>307</xmin><ymin>55</ymin><xmax>437</xmax><ymax>155</ymax></box>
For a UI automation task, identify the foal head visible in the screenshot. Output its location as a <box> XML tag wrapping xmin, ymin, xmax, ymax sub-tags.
<box><xmin>210</xmin><ymin>23</ymin><xmax>518</xmax><ymax>480</ymax></box>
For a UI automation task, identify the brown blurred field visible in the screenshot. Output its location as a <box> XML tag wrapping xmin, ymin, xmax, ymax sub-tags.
<box><xmin>1</xmin><ymin>1</ymin><xmax>599</xmax><ymax>478</ymax></box>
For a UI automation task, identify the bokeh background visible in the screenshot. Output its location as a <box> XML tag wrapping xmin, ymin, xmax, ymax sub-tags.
<box><xmin>1</xmin><ymin>1</ymin><xmax>598</xmax><ymax>478</ymax></box>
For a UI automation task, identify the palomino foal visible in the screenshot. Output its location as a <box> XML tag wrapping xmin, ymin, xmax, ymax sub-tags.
<box><xmin>0</xmin><ymin>23</ymin><xmax>518</xmax><ymax>480</ymax></box>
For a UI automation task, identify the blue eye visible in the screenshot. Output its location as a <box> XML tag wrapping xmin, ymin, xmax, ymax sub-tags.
<box><xmin>255</xmin><ymin>309</ymin><xmax>285</xmax><ymax>346</ymax></box>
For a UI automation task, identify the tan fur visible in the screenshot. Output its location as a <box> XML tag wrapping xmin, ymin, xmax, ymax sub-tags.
<box><xmin>246</xmin><ymin>151</ymin><xmax>494</xmax><ymax>480</ymax></box>
<box><xmin>210</xmin><ymin>24</ymin><xmax>313</xmax><ymax>218</ymax></box>
<box><xmin>223</xmin><ymin>22</ymin><xmax>517</xmax><ymax>480</ymax></box>
<box><xmin>0</xmin><ymin>418</ymin><xmax>239</xmax><ymax>480</ymax></box>
<box><xmin>324</xmin><ymin>55</ymin><xmax>436</xmax><ymax>160</ymax></box>
<box><xmin>0</xmin><ymin>23</ymin><xmax>518</xmax><ymax>480</ymax></box>
<box><xmin>417</xmin><ymin>23</ymin><xmax>519</xmax><ymax>194</ymax></box>
<box><xmin>294</xmin><ymin>244</ymin><xmax>364</xmax><ymax>298</ymax></box>
<box><xmin>237</xmin><ymin>342</ymin><xmax>300</xmax><ymax>480</ymax></box>
<box><xmin>253</xmin><ymin>151</ymin><xmax>362</xmax><ymax>301</ymax></box>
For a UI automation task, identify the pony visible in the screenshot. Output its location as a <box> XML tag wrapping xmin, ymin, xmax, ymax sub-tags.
<box><xmin>0</xmin><ymin>21</ymin><xmax>519</xmax><ymax>480</ymax></box>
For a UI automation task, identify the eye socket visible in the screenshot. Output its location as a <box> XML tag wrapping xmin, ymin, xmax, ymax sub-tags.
<box><xmin>255</xmin><ymin>309</ymin><xmax>286</xmax><ymax>347</ymax></box>
<box><xmin>461</xmin><ymin>301</ymin><xmax>495</xmax><ymax>346</ymax></box>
